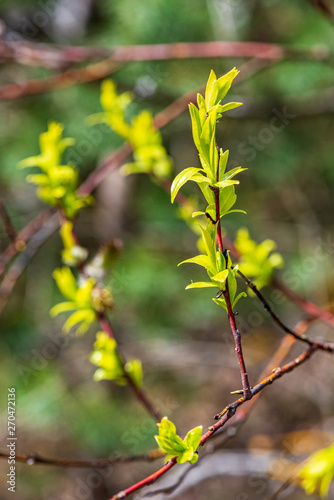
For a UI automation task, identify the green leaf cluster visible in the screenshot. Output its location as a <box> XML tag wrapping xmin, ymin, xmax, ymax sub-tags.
<box><xmin>171</xmin><ymin>68</ymin><xmax>245</xmax><ymax>205</ymax></box>
<box><xmin>298</xmin><ymin>442</ymin><xmax>334</xmax><ymax>498</ymax></box>
<box><xmin>18</xmin><ymin>122</ymin><xmax>93</xmax><ymax>219</ymax></box>
<box><xmin>179</xmin><ymin>226</ymin><xmax>246</xmax><ymax>310</ymax></box>
<box><xmin>89</xmin><ymin>79</ymin><xmax>172</xmax><ymax>179</ymax></box>
<box><xmin>173</xmin><ymin>69</ymin><xmax>247</xmax><ymax>311</ymax></box>
<box><xmin>155</xmin><ymin>417</ymin><xmax>202</xmax><ymax>464</ymax></box>
<box><xmin>89</xmin><ymin>331</ymin><xmax>143</xmax><ymax>387</ymax></box>
<box><xmin>235</xmin><ymin>228</ymin><xmax>284</xmax><ymax>289</ymax></box>
<box><xmin>50</xmin><ymin>267</ymin><xmax>112</xmax><ymax>334</ymax></box>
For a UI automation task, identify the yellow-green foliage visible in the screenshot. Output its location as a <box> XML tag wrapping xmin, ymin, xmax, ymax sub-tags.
<box><xmin>60</xmin><ymin>221</ymin><xmax>88</xmax><ymax>266</ymax></box>
<box><xmin>89</xmin><ymin>79</ymin><xmax>172</xmax><ymax>179</ymax></box>
<box><xmin>90</xmin><ymin>331</ymin><xmax>143</xmax><ymax>387</ymax></box>
<box><xmin>299</xmin><ymin>442</ymin><xmax>334</xmax><ymax>498</ymax></box>
<box><xmin>18</xmin><ymin>122</ymin><xmax>93</xmax><ymax>219</ymax></box>
<box><xmin>235</xmin><ymin>228</ymin><xmax>284</xmax><ymax>289</ymax></box>
<box><xmin>155</xmin><ymin>417</ymin><xmax>202</xmax><ymax>464</ymax></box>
<box><xmin>171</xmin><ymin>69</ymin><xmax>247</xmax><ymax>312</ymax></box>
<box><xmin>50</xmin><ymin>267</ymin><xmax>97</xmax><ymax>334</ymax></box>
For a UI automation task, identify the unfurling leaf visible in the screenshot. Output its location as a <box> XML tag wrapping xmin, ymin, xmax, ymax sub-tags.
<box><xmin>155</xmin><ymin>417</ymin><xmax>202</xmax><ymax>464</ymax></box>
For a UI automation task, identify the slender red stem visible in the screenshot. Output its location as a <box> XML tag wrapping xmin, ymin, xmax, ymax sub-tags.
<box><xmin>213</xmin><ymin>173</ymin><xmax>251</xmax><ymax>400</ymax></box>
<box><xmin>111</xmin><ymin>457</ymin><xmax>177</xmax><ymax>499</ymax></box>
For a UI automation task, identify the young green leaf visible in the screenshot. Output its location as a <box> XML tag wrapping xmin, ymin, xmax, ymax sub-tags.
<box><xmin>204</xmin><ymin>69</ymin><xmax>219</xmax><ymax>111</ymax></box>
<box><xmin>211</xmin><ymin>269</ymin><xmax>229</xmax><ymax>285</ymax></box>
<box><xmin>185</xmin><ymin>281</ymin><xmax>218</xmax><ymax>289</ymax></box>
<box><xmin>219</xmin><ymin>102</ymin><xmax>243</xmax><ymax>114</ymax></box>
<box><xmin>155</xmin><ymin>417</ymin><xmax>202</xmax><ymax>465</ymax></box>
<box><xmin>171</xmin><ymin>167</ymin><xmax>203</xmax><ymax>203</ymax></box>
<box><xmin>189</xmin><ymin>103</ymin><xmax>202</xmax><ymax>152</ymax></box>
<box><xmin>178</xmin><ymin>254</ymin><xmax>215</xmax><ymax>273</ymax></box>
<box><xmin>216</xmin><ymin>67</ymin><xmax>239</xmax><ymax>103</ymax></box>
<box><xmin>214</xmin><ymin>179</ymin><xmax>240</xmax><ymax>189</ymax></box>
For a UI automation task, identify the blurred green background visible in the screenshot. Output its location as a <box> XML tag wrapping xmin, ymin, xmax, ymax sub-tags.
<box><xmin>0</xmin><ymin>0</ymin><xmax>334</xmax><ymax>499</ymax></box>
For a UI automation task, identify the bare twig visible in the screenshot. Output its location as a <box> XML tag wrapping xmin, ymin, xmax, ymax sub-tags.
<box><xmin>237</xmin><ymin>269</ymin><xmax>334</xmax><ymax>353</ymax></box>
<box><xmin>0</xmin><ymin>39</ymin><xmax>332</xmax><ymax>69</ymax></box>
<box><xmin>0</xmin><ymin>58</ymin><xmax>120</xmax><ymax>101</ymax></box>
<box><xmin>0</xmin><ymin>449</ymin><xmax>164</xmax><ymax>468</ymax></box>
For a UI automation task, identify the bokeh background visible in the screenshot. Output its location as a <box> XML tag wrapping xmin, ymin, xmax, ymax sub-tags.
<box><xmin>0</xmin><ymin>0</ymin><xmax>334</xmax><ymax>499</ymax></box>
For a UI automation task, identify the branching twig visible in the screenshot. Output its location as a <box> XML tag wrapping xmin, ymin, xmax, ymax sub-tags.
<box><xmin>237</xmin><ymin>269</ymin><xmax>334</xmax><ymax>353</ymax></box>
<box><xmin>110</xmin><ymin>345</ymin><xmax>317</xmax><ymax>499</ymax></box>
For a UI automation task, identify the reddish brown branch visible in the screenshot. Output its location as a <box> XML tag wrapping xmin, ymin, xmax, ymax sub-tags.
<box><xmin>0</xmin><ymin>58</ymin><xmax>120</xmax><ymax>101</ymax></box>
<box><xmin>237</xmin><ymin>269</ymin><xmax>334</xmax><ymax>353</ymax></box>
<box><xmin>1</xmin><ymin>40</ymin><xmax>332</xmax><ymax>70</ymax></box>
<box><xmin>214</xmin><ymin>345</ymin><xmax>316</xmax><ymax>419</ymax></box>
<box><xmin>110</xmin><ymin>345</ymin><xmax>317</xmax><ymax>499</ymax></box>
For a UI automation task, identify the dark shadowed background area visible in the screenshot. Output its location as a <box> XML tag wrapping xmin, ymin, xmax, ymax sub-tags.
<box><xmin>0</xmin><ymin>0</ymin><xmax>334</xmax><ymax>499</ymax></box>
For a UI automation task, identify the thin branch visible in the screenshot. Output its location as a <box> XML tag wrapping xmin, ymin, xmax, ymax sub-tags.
<box><xmin>110</xmin><ymin>345</ymin><xmax>317</xmax><ymax>499</ymax></box>
<box><xmin>0</xmin><ymin>58</ymin><xmax>120</xmax><ymax>101</ymax></box>
<box><xmin>97</xmin><ymin>314</ymin><xmax>162</xmax><ymax>422</ymax></box>
<box><xmin>0</xmin><ymin>208</ymin><xmax>55</xmax><ymax>278</ymax></box>
<box><xmin>1</xmin><ymin>39</ymin><xmax>333</xmax><ymax>69</ymax></box>
<box><xmin>0</xmin><ymin>449</ymin><xmax>164</xmax><ymax>468</ymax></box>
<box><xmin>237</xmin><ymin>269</ymin><xmax>334</xmax><ymax>353</ymax></box>
<box><xmin>223</xmin><ymin>239</ymin><xmax>334</xmax><ymax>328</ymax></box>
<box><xmin>272</xmin><ymin>276</ymin><xmax>334</xmax><ymax>327</ymax></box>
